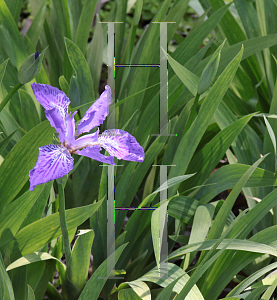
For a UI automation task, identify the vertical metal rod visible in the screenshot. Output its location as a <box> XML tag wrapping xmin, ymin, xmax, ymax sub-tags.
<box><xmin>107</xmin><ymin>23</ymin><xmax>115</xmax><ymax>277</ymax></box>
<box><xmin>160</xmin><ymin>22</ymin><xmax>168</xmax><ymax>135</ymax></box>
<box><xmin>107</xmin><ymin>23</ymin><xmax>115</xmax><ymax>131</ymax></box>
<box><xmin>107</xmin><ymin>165</ymin><xmax>115</xmax><ymax>277</ymax></box>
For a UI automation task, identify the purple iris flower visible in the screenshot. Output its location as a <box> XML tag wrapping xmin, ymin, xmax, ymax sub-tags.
<box><xmin>29</xmin><ymin>83</ymin><xmax>144</xmax><ymax>191</ymax></box>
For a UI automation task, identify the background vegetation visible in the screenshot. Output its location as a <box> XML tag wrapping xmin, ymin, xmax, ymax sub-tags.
<box><xmin>1</xmin><ymin>0</ymin><xmax>277</xmax><ymax>299</ymax></box>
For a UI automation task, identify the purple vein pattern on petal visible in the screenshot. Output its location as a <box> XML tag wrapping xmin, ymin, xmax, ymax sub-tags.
<box><xmin>45</xmin><ymin>108</ymin><xmax>67</xmax><ymax>143</ymax></box>
<box><xmin>98</xmin><ymin>129</ymin><xmax>144</xmax><ymax>162</ymax></box>
<box><xmin>77</xmin><ymin>85</ymin><xmax>111</xmax><ymax>135</ymax></box>
<box><xmin>29</xmin><ymin>144</ymin><xmax>74</xmax><ymax>191</ymax></box>
<box><xmin>31</xmin><ymin>83</ymin><xmax>70</xmax><ymax>118</ymax></box>
<box><xmin>77</xmin><ymin>145</ymin><xmax>115</xmax><ymax>165</ymax></box>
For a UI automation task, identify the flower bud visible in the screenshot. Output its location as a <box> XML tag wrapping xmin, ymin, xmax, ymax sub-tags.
<box><xmin>18</xmin><ymin>47</ymin><xmax>48</xmax><ymax>84</ymax></box>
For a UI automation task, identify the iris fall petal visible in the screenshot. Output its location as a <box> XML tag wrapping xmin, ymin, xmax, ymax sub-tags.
<box><xmin>98</xmin><ymin>129</ymin><xmax>144</xmax><ymax>162</ymax></box>
<box><xmin>29</xmin><ymin>144</ymin><xmax>74</xmax><ymax>191</ymax></box>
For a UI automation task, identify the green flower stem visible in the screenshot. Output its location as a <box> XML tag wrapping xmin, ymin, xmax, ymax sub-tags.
<box><xmin>58</xmin><ymin>182</ymin><xmax>71</xmax><ymax>263</ymax></box>
<box><xmin>0</xmin><ymin>82</ymin><xmax>23</xmax><ymax>113</ymax></box>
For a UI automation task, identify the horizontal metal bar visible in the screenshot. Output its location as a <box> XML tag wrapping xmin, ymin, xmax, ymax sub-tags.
<box><xmin>115</xmin><ymin>64</ymin><xmax>160</xmax><ymax>67</ymax></box>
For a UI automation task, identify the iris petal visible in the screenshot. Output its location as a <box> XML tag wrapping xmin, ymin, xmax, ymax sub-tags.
<box><xmin>77</xmin><ymin>145</ymin><xmax>115</xmax><ymax>165</ymax></box>
<box><xmin>77</xmin><ymin>85</ymin><xmax>111</xmax><ymax>134</ymax></box>
<box><xmin>45</xmin><ymin>108</ymin><xmax>67</xmax><ymax>143</ymax></box>
<box><xmin>31</xmin><ymin>83</ymin><xmax>70</xmax><ymax>119</ymax></box>
<box><xmin>29</xmin><ymin>144</ymin><xmax>74</xmax><ymax>191</ymax></box>
<box><xmin>72</xmin><ymin>128</ymin><xmax>99</xmax><ymax>150</ymax></box>
<box><xmin>65</xmin><ymin>111</ymin><xmax>77</xmax><ymax>148</ymax></box>
<box><xmin>98</xmin><ymin>129</ymin><xmax>144</xmax><ymax>162</ymax></box>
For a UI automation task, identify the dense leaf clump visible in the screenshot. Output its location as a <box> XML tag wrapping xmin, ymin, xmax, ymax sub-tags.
<box><xmin>1</xmin><ymin>0</ymin><xmax>277</xmax><ymax>299</ymax></box>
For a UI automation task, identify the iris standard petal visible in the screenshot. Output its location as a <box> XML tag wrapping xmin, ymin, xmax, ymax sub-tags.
<box><xmin>45</xmin><ymin>108</ymin><xmax>67</xmax><ymax>143</ymax></box>
<box><xmin>31</xmin><ymin>83</ymin><xmax>70</xmax><ymax>118</ymax></box>
<box><xmin>64</xmin><ymin>111</ymin><xmax>78</xmax><ymax>148</ymax></box>
<box><xmin>77</xmin><ymin>85</ymin><xmax>112</xmax><ymax>135</ymax></box>
<box><xmin>98</xmin><ymin>129</ymin><xmax>144</xmax><ymax>162</ymax></box>
<box><xmin>71</xmin><ymin>128</ymin><xmax>99</xmax><ymax>151</ymax></box>
<box><xmin>29</xmin><ymin>144</ymin><xmax>74</xmax><ymax>191</ymax></box>
<box><xmin>77</xmin><ymin>145</ymin><xmax>115</xmax><ymax>165</ymax></box>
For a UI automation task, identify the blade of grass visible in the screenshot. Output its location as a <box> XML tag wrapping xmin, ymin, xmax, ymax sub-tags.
<box><xmin>75</xmin><ymin>0</ymin><xmax>97</xmax><ymax>55</ymax></box>
<box><xmin>207</xmin><ymin>155</ymin><xmax>267</xmax><ymax>240</ymax></box>
<box><xmin>168</xmin><ymin>47</ymin><xmax>244</xmax><ymax>197</ymax></box>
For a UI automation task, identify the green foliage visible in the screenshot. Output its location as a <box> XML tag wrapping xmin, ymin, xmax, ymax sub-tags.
<box><xmin>2</xmin><ymin>0</ymin><xmax>277</xmax><ymax>299</ymax></box>
<box><xmin>197</xmin><ymin>39</ymin><xmax>225</xmax><ymax>95</ymax></box>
